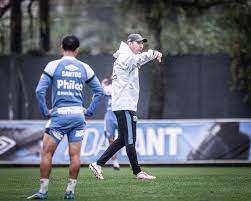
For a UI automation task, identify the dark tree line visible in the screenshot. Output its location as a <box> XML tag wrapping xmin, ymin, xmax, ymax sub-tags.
<box><xmin>1</xmin><ymin>0</ymin><xmax>250</xmax><ymax>118</ymax></box>
<box><xmin>120</xmin><ymin>0</ymin><xmax>251</xmax><ymax>118</ymax></box>
<box><xmin>0</xmin><ymin>0</ymin><xmax>50</xmax><ymax>119</ymax></box>
<box><xmin>0</xmin><ymin>0</ymin><xmax>50</xmax><ymax>53</ymax></box>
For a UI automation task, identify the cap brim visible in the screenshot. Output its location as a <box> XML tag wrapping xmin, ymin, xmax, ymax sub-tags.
<box><xmin>136</xmin><ymin>38</ymin><xmax>147</xmax><ymax>43</ymax></box>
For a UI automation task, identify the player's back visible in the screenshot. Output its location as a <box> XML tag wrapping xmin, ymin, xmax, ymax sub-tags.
<box><xmin>44</xmin><ymin>56</ymin><xmax>94</xmax><ymax>109</ymax></box>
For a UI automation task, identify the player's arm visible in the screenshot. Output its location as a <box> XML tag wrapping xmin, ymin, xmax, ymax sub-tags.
<box><xmin>35</xmin><ymin>73</ymin><xmax>51</xmax><ymax>118</ymax></box>
<box><xmin>134</xmin><ymin>50</ymin><xmax>162</xmax><ymax>66</ymax></box>
<box><xmin>85</xmin><ymin>75</ymin><xmax>104</xmax><ymax>116</ymax></box>
<box><xmin>119</xmin><ymin>50</ymin><xmax>162</xmax><ymax>71</ymax></box>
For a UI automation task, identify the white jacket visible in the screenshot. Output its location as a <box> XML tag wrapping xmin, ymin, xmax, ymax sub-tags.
<box><xmin>112</xmin><ymin>42</ymin><xmax>155</xmax><ymax>112</ymax></box>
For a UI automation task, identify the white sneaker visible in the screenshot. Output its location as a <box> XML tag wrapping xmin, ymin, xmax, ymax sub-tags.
<box><xmin>136</xmin><ymin>171</ymin><xmax>156</xmax><ymax>180</ymax></box>
<box><xmin>89</xmin><ymin>162</ymin><xmax>104</xmax><ymax>180</ymax></box>
<box><xmin>113</xmin><ymin>159</ymin><xmax>120</xmax><ymax>170</ymax></box>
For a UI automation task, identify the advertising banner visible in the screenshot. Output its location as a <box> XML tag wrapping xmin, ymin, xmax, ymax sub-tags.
<box><xmin>0</xmin><ymin>120</ymin><xmax>250</xmax><ymax>164</ymax></box>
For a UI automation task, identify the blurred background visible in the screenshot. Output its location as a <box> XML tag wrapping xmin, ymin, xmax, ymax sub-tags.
<box><xmin>0</xmin><ymin>0</ymin><xmax>251</xmax><ymax>164</ymax></box>
<box><xmin>0</xmin><ymin>0</ymin><xmax>251</xmax><ymax>120</ymax></box>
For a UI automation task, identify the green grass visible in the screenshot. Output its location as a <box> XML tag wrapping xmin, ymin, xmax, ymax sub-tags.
<box><xmin>0</xmin><ymin>167</ymin><xmax>251</xmax><ymax>201</ymax></box>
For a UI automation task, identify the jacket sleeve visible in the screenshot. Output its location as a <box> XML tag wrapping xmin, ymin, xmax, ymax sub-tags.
<box><xmin>35</xmin><ymin>73</ymin><xmax>52</xmax><ymax>118</ymax></box>
<box><xmin>85</xmin><ymin>75</ymin><xmax>104</xmax><ymax>116</ymax></box>
<box><xmin>134</xmin><ymin>49</ymin><xmax>155</xmax><ymax>66</ymax></box>
<box><xmin>119</xmin><ymin>50</ymin><xmax>155</xmax><ymax>71</ymax></box>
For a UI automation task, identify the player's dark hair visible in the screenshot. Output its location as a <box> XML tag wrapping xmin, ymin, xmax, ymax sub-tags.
<box><xmin>62</xmin><ymin>35</ymin><xmax>80</xmax><ymax>51</ymax></box>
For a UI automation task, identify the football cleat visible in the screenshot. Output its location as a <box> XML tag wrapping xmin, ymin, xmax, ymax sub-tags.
<box><xmin>89</xmin><ymin>162</ymin><xmax>104</xmax><ymax>180</ymax></box>
<box><xmin>136</xmin><ymin>171</ymin><xmax>156</xmax><ymax>180</ymax></box>
<box><xmin>113</xmin><ymin>166</ymin><xmax>120</xmax><ymax>171</ymax></box>
<box><xmin>64</xmin><ymin>191</ymin><xmax>74</xmax><ymax>199</ymax></box>
<box><xmin>113</xmin><ymin>160</ymin><xmax>120</xmax><ymax>171</ymax></box>
<box><xmin>26</xmin><ymin>192</ymin><xmax>48</xmax><ymax>200</ymax></box>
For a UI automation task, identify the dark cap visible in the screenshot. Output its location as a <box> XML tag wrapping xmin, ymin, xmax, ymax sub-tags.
<box><xmin>127</xmin><ymin>33</ymin><xmax>147</xmax><ymax>43</ymax></box>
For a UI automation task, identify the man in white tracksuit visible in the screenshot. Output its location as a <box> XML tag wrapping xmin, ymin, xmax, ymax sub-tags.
<box><xmin>89</xmin><ymin>33</ymin><xmax>162</xmax><ymax>180</ymax></box>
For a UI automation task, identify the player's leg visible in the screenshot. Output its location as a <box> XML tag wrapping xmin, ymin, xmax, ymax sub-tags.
<box><xmin>90</xmin><ymin>134</ymin><xmax>124</xmax><ymax>178</ymax></box>
<box><xmin>105</xmin><ymin>114</ymin><xmax>120</xmax><ymax>170</ymax></box>
<box><xmin>64</xmin><ymin>125</ymin><xmax>84</xmax><ymax>199</ymax></box>
<box><xmin>95</xmin><ymin>111</ymin><xmax>125</xmax><ymax>166</ymax></box>
<box><xmin>27</xmin><ymin>132</ymin><xmax>58</xmax><ymax>199</ymax></box>
<box><xmin>96</xmin><ymin>131</ymin><xmax>124</xmax><ymax>164</ymax></box>
<box><xmin>90</xmin><ymin>140</ymin><xmax>124</xmax><ymax>180</ymax></box>
<box><xmin>104</xmin><ymin>131</ymin><xmax>117</xmax><ymax>161</ymax></box>
<box><xmin>110</xmin><ymin>126</ymin><xmax>120</xmax><ymax>170</ymax></box>
<box><xmin>40</xmin><ymin>133</ymin><xmax>58</xmax><ymax>179</ymax></box>
<box><xmin>68</xmin><ymin>141</ymin><xmax>81</xmax><ymax>179</ymax></box>
<box><xmin>64</xmin><ymin>140</ymin><xmax>82</xmax><ymax>199</ymax></box>
<box><xmin>89</xmin><ymin>114</ymin><xmax>125</xmax><ymax>179</ymax></box>
<box><xmin>117</xmin><ymin>110</ymin><xmax>141</xmax><ymax>175</ymax></box>
<box><xmin>109</xmin><ymin>139</ymin><xmax>120</xmax><ymax>170</ymax></box>
<box><xmin>123</xmin><ymin>111</ymin><xmax>156</xmax><ymax>180</ymax></box>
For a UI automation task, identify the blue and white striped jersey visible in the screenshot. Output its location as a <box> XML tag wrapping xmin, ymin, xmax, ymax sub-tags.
<box><xmin>36</xmin><ymin>56</ymin><xmax>104</xmax><ymax>118</ymax></box>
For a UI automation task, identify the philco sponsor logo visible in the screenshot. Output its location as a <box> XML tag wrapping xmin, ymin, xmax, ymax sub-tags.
<box><xmin>57</xmin><ymin>80</ymin><xmax>83</xmax><ymax>90</ymax></box>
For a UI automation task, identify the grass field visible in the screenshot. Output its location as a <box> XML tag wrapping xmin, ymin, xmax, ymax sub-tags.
<box><xmin>0</xmin><ymin>166</ymin><xmax>251</xmax><ymax>201</ymax></box>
